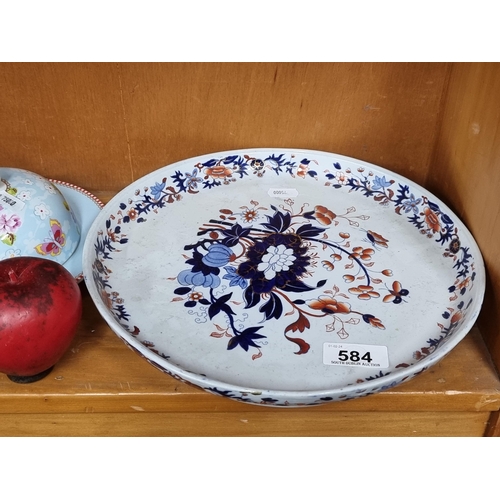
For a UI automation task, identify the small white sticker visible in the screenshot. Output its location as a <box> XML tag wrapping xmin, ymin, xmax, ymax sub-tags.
<box><xmin>0</xmin><ymin>191</ymin><xmax>25</xmax><ymax>212</ymax></box>
<box><xmin>323</xmin><ymin>342</ymin><xmax>389</xmax><ymax>368</ymax></box>
<box><xmin>268</xmin><ymin>188</ymin><xmax>298</xmax><ymax>199</ymax></box>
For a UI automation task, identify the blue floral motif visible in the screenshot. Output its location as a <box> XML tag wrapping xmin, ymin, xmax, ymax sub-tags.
<box><xmin>222</xmin><ymin>266</ymin><xmax>248</xmax><ymax>289</ymax></box>
<box><xmin>401</xmin><ymin>193</ymin><xmax>422</xmax><ymax>214</ymax></box>
<box><xmin>150</xmin><ymin>181</ymin><xmax>166</xmax><ymax>200</ymax></box>
<box><xmin>237</xmin><ymin>232</ymin><xmax>312</xmax><ymax>295</ymax></box>
<box><xmin>371</xmin><ymin>175</ymin><xmax>392</xmax><ymax>191</ymax></box>
<box><xmin>172</xmin><ymin>169</ymin><xmax>204</xmax><ymax>193</ymax></box>
<box><xmin>184</xmin><ymin>169</ymin><xmax>203</xmax><ymax>190</ymax></box>
<box><xmin>177</xmin><ymin>269</ymin><xmax>221</xmax><ymax>288</ymax></box>
<box><xmin>201</xmin><ymin>243</ymin><xmax>234</xmax><ymax>267</ymax></box>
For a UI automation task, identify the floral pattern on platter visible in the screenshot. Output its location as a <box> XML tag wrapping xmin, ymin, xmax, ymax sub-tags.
<box><xmin>172</xmin><ymin>199</ymin><xmax>399</xmax><ymax>359</ymax></box>
<box><xmin>323</xmin><ymin>163</ymin><xmax>479</xmax><ymax>365</ymax></box>
<box><xmin>89</xmin><ymin>152</ymin><xmax>480</xmax><ymax>405</ymax></box>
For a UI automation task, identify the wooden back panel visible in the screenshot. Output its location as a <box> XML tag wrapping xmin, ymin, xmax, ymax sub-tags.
<box><xmin>0</xmin><ymin>63</ymin><xmax>449</xmax><ymax>192</ymax></box>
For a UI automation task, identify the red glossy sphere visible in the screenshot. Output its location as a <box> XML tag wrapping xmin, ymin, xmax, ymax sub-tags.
<box><xmin>0</xmin><ymin>256</ymin><xmax>82</xmax><ymax>377</ymax></box>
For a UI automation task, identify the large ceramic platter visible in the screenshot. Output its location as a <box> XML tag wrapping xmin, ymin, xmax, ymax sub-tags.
<box><xmin>83</xmin><ymin>149</ymin><xmax>485</xmax><ymax>407</ymax></box>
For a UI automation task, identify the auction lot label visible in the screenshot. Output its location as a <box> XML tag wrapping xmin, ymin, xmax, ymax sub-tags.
<box><xmin>323</xmin><ymin>343</ymin><xmax>389</xmax><ymax>368</ymax></box>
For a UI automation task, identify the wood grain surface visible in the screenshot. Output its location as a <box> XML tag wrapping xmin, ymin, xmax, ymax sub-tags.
<box><xmin>0</xmin><ymin>62</ymin><xmax>449</xmax><ymax>192</ymax></box>
<box><xmin>2</xmin><ymin>411</ymin><xmax>489</xmax><ymax>437</ymax></box>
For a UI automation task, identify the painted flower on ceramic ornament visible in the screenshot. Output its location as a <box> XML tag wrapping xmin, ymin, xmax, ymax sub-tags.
<box><xmin>0</xmin><ymin>213</ymin><xmax>21</xmax><ymax>233</ymax></box>
<box><xmin>34</xmin><ymin>203</ymin><xmax>51</xmax><ymax>220</ymax></box>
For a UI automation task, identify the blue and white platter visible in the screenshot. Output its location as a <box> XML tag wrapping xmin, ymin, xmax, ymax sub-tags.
<box><xmin>82</xmin><ymin>149</ymin><xmax>485</xmax><ymax>407</ymax></box>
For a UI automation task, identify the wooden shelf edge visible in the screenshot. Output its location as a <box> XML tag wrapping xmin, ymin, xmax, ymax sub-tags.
<box><xmin>1</xmin><ymin>411</ymin><xmax>490</xmax><ymax>437</ymax></box>
<box><xmin>1</xmin><ymin>321</ymin><xmax>499</xmax><ymax>414</ymax></box>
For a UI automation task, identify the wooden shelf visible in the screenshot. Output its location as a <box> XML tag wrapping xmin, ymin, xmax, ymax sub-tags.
<box><xmin>1</xmin><ymin>283</ymin><xmax>499</xmax><ymax>436</ymax></box>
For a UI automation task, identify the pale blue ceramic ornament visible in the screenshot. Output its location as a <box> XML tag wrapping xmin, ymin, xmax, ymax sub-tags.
<box><xmin>0</xmin><ymin>167</ymin><xmax>80</xmax><ymax>267</ymax></box>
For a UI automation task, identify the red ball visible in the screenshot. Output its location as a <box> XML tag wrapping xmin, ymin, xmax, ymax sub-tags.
<box><xmin>0</xmin><ymin>256</ymin><xmax>82</xmax><ymax>378</ymax></box>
